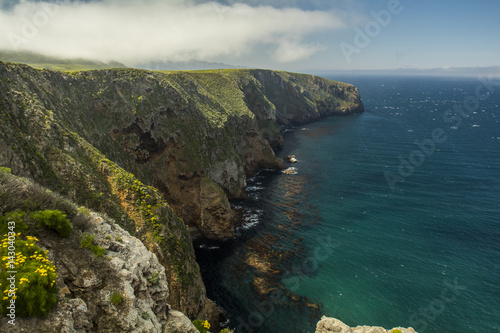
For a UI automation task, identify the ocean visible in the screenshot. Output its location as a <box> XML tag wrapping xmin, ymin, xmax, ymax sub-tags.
<box><xmin>195</xmin><ymin>75</ymin><xmax>500</xmax><ymax>333</ymax></box>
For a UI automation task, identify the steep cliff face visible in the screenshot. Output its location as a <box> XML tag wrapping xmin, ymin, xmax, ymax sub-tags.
<box><xmin>0</xmin><ymin>63</ymin><xmax>363</xmax><ymax>241</ymax></box>
<box><xmin>0</xmin><ymin>62</ymin><xmax>363</xmax><ymax>329</ymax></box>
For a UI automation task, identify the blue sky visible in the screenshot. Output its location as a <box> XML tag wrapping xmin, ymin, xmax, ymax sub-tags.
<box><xmin>0</xmin><ymin>0</ymin><xmax>499</xmax><ymax>71</ymax></box>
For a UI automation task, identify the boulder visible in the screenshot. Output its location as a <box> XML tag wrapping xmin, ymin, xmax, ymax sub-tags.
<box><xmin>316</xmin><ymin>316</ymin><xmax>418</xmax><ymax>333</ymax></box>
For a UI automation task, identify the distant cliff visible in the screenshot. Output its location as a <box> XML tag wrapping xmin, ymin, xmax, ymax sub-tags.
<box><xmin>0</xmin><ymin>62</ymin><xmax>363</xmax><ymax>331</ymax></box>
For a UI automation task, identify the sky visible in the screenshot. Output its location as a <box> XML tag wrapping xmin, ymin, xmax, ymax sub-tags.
<box><xmin>0</xmin><ymin>0</ymin><xmax>499</xmax><ymax>72</ymax></box>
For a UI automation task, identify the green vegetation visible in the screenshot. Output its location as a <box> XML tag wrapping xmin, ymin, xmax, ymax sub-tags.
<box><xmin>0</xmin><ymin>210</ymin><xmax>28</xmax><ymax>235</ymax></box>
<box><xmin>77</xmin><ymin>206</ymin><xmax>91</xmax><ymax>216</ymax></box>
<box><xmin>0</xmin><ymin>235</ymin><xmax>58</xmax><ymax>317</ymax></box>
<box><xmin>193</xmin><ymin>319</ymin><xmax>211</xmax><ymax>333</ymax></box>
<box><xmin>31</xmin><ymin>210</ymin><xmax>73</xmax><ymax>237</ymax></box>
<box><xmin>193</xmin><ymin>320</ymin><xmax>234</xmax><ymax>333</ymax></box>
<box><xmin>109</xmin><ymin>292</ymin><xmax>123</xmax><ymax>305</ymax></box>
<box><xmin>392</xmin><ymin>330</ymin><xmax>402</xmax><ymax>333</ymax></box>
<box><xmin>0</xmin><ymin>166</ymin><xmax>11</xmax><ymax>173</ymax></box>
<box><xmin>80</xmin><ymin>233</ymin><xmax>107</xmax><ymax>257</ymax></box>
<box><xmin>148</xmin><ymin>270</ymin><xmax>159</xmax><ymax>285</ymax></box>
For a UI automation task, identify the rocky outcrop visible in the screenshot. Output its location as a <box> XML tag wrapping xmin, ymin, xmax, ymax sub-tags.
<box><xmin>164</xmin><ymin>310</ymin><xmax>199</xmax><ymax>333</ymax></box>
<box><xmin>316</xmin><ymin>317</ymin><xmax>418</xmax><ymax>333</ymax></box>
<box><xmin>0</xmin><ymin>171</ymin><xmax>182</xmax><ymax>332</ymax></box>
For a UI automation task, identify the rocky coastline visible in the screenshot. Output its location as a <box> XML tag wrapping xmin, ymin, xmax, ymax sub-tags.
<box><xmin>0</xmin><ymin>62</ymin><xmax>365</xmax><ymax>331</ymax></box>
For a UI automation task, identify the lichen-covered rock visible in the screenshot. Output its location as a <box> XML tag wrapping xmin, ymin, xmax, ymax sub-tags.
<box><xmin>84</xmin><ymin>212</ymin><xmax>169</xmax><ymax>332</ymax></box>
<box><xmin>164</xmin><ymin>310</ymin><xmax>199</xmax><ymax>333</ymax></box>
<box><xmin>316</xmin><ymin>316</ymin><xmax>418</xmax><ymax>333</ymax></box>
<box><xmin>0</xmin><ymin>171</ymin><xmax>186</xmax><ymax>332</ymax></box>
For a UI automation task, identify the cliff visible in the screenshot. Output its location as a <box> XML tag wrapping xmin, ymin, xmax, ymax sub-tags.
<box><xmin>0</xmin><ymin>61</ymin><xmax>363</xmax><ymax>331</ymax></box>
<box><xmin>0</xmin><ymin>168</ymin><xmax>201</xmax><ymax>332</ymax></box>
<box><xmin>0</xmin><ymin>63</ymin><xmax>363</xmax><ymax>241</ymax></box>
<box><xmin>316</xmin><ymin>317</ymin><xmax>418</xmax><ymax>333</ymax></box>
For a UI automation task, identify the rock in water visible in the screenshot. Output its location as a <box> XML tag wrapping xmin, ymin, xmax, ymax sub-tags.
<box><xmin>284</xmin><ymin>155</ymin><xmax>298</xmax><ymax>163</ymax></box>
<box><xmin>316</xmin><ymin>316</ymin><xmax>418</xmax><ymax>333</ymax></box>
<box><xmin>283</xmin><ymin>167</ymin><xmax>298</xmax><ymax>174</ymax></box>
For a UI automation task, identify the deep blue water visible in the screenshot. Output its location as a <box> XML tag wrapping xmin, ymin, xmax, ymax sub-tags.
<box><xmin>196</xmin><ymin>76</ymin><xmax>500</xmax><ymax>333</ymax></box>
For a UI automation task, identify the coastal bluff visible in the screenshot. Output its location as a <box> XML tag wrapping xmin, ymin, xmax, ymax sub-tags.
<box><xmin>316</xmin><ymin>317</ymin><xmax>418</xmax><ymax>333</ymax></box>
<box><xmin>0</xmin><ymin>62</ymin><xmax>363</xmax><ymax>331</ymax></box>
<box><xmin>0</xmin><ymin>62</ymin><xmax>363</xmax><ymax>242</ymax></box>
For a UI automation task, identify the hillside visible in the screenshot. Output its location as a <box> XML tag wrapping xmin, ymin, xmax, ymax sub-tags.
<box><xmin>0</xmin><ymin>51</ymin><xmax>127</xmax><ymax>71</ymax></box>
<box><xmin>0</xmin><ymin>62</ymin><xmax>363</xmax><ymax>331</ymax></box>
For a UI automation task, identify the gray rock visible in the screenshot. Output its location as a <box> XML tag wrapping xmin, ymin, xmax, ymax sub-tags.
<box><xmin>0</xmin><ymin>209</ymin><xmax>175</xmax><ymax>332</ymax></box>
<box><xmin>316</xmin><ymin>316</ymin><xmax>418</xmax><ymax>333</ymax></box>
<box><xmin>164</xmin><ymin>310</ymin><xmax>199</xmax><ymax>333</ymax></box>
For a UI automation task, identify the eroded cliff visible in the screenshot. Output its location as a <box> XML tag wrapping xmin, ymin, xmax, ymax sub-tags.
<box><xmin>0</xmin><ymin>62</ymin><xmax>363</xmax><ymax>330</ymax></box>
<box><xmin>0</xmin><ymin>64</ymin><xmax>363</xmax><ymax>241</ymax></box>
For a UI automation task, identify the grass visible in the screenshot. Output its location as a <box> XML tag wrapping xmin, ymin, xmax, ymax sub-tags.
<box><xmin>80</xmin><ymin>233</ymin><xmax>107</xmax><ymax>257</ymax></box>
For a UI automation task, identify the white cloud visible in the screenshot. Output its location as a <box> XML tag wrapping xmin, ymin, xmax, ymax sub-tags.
<box><xmin>0</xmin><ymin>0</ymin><xmax>345</xmax><ymax>65</ymax></box>
<box><xmin>273</xmin><ymin>38</ymin><xmax>323</xmax><ymax>63</ymax></box>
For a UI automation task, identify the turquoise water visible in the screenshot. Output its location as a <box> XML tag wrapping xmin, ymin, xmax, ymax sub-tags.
<box><xmin>196</xmin><ymin>76</ymin><xmax>500</xmax><ymax>333</ymax></box>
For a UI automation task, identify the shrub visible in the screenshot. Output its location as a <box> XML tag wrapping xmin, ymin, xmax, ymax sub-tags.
<box><xmin>76</xmin><ymin>206</ymin><xmax>91</xmax><ymax>216</ymax></box>
<box><xmin>0</xmin><ymin>235</ymin><xmax>58</xmax><ymax>317</ymax></box>
<box><xmin>110</xmin><ymin>292</ymin><xmax>123</xmax><ymax>305</ymax></box>
<box><xmin>392</xmin><ymin>330</ymin><xmax>402</xmax><ymax>333</ymax></box>
<box><xmin>0</xmin><ymin>167</ymin><xmax>11</xmax><ymax>173</ymax></box>
<box><xmin>80</xmin><ymin>233</ymin><xmax>94</xmax><ymax>248</ymax></box>
<box><xmin>193</xmin><ymin>319</ymin><xmax>211</xmax><ymax>333</ymax></box>
<box><xmin>141</xmin><ymin>311</ymin><xmax>149</xmax><ymax>320</ymax></box>
<box><xmin>80</xmin><ymin>233</ymin><xmax>107</xmax><ymax>257</ymax></box>
<box><xmin>148</xmin><ymin>270</ymin><xmax>159</xmax><ymax>285</ymax></box>
<box><xmin>31</xmin><ymin>210</ymin><xmax>72</xmax><ymax>237</ymax></box>
<box><xmin>72</xmin><ymin>211</ymin><xmax>92</xmax><ymax>231</ymax></box>
<box><xmin>0</xmin><ymin>210</ymin><xmax>28</xmax><ymax>235</ymax></box>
